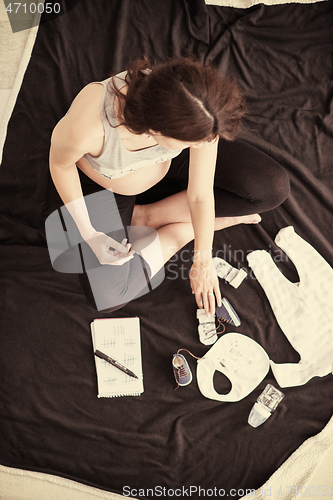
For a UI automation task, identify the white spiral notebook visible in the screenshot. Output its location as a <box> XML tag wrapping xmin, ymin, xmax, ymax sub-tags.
<box><xmin>90</xmin><ymin>317</ymin><xmax>144</xmax><ymax>398</ymax></box>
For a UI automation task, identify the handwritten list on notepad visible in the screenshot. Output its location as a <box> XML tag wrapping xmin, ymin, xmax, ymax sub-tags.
<box><xmin>91</xmin><ymin>317</ymin><xmax>144</xmax><ymax>398</ymax></box>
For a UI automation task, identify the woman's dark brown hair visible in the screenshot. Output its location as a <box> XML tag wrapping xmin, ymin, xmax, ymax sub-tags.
<box><xmin>108</xmin><ymin>57</ymin><xmax>246</xmax><ymax>142</ymax></box>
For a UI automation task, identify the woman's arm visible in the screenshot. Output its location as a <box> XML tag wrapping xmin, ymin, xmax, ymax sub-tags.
<box><xmin>49</xmin><ymin>86</ymin><xmax>129</xmax><ymax>263</ymax></box>
<box><xmin>187</xmin><ymin>139</ymin><xmax>222</xmax><ymax>315</ymax></box>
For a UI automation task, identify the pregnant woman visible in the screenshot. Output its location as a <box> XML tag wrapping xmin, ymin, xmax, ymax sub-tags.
<box><xmin>49</xmin><ymin>57</ymin><xmax>289</xmax><ymax>314</ymax></box>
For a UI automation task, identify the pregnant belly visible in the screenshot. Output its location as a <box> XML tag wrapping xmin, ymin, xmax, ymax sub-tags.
<box><xmin>76</xmin><ymin>157</ymin><xmax>172</xmax><ymax>195</ymax></box>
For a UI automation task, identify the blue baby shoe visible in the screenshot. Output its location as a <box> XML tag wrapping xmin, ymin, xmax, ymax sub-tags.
<box><xmin>172</xmin><ymin>353</ymin><xmax>192</xmax><ymax>388</ymax></box>
<box><xmin>216</xmin><ymin>297</ymin><xmax>241</xmax><ymax>327</ymax></box>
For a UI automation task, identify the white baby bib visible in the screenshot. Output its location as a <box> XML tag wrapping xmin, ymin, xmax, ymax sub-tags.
<box><xmin>196</xmin><ymin>333</ymin><xmax>270</xmax><ymax>402</ymax></box>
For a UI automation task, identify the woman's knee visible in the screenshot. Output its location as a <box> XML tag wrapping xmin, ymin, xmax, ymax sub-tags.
<box><xmin>264</xmin><ymin>163</ymin><xmax>290</xmax><ymax>210</ymax></box>
<box><xmin>214</xmin><ymin>161</ymin><xmax>290</xmax><ymax>216</ymax></box>
<box><xmin>237</xmin><ymin>150</ymin><xmax>290</xmax><ymax>212</ymax></box>
<box><xmin>242</xmin><ymin>163</ymin><xmax>290</xmax><ymax>213</ymax></box>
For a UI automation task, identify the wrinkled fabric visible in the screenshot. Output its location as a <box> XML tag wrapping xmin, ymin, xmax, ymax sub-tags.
<box><xmin>1</xmin><ymin>1</ymin><xmax>333</xmax><ymax>497</ymax></box>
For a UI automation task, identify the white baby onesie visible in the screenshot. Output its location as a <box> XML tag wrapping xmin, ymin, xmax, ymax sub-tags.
<box><xmin>247</xmin><ymin>226</ymin><xmax>333</xmax><ymax>388</ymax></box>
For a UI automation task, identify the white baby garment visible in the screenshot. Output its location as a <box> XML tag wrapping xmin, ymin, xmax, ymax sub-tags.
<box><xmin>247</xmin><ymin>226</ymin><xmax>333</xmax><ymax>388</ymax></box>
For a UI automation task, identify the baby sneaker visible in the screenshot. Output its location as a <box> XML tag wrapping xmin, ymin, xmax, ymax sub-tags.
<box><xmin>197</xmin><ymin>309</ymin><xmax>218</xmax><ymax>345</ymax></box>
<box><xmin>216</xmin><ymin>297</ymin><xmax>241</xmax><ymax>327</ymax></box>
<box><xmin>172</xmin><ymin>353</ymin><xmax>192</xmax><ymax>388</ymax></box>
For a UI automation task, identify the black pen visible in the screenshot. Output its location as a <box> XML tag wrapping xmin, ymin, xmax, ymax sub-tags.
<box><xmin>94</xmin><ymin>350</ymin><xmax>138</xmax><ymax>379</ymax></box>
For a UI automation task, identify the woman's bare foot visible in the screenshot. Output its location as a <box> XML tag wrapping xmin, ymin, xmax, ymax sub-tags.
<box><xmin>214</xmin><ymin>213</ymin><xmax>261</xmax><ymax>230</ymax></box>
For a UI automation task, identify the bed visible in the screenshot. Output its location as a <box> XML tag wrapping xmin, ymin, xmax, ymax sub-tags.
<box><xmin>0</xmin><ymin>1</ymin><xmax>333</xmax><ymax>499</ymax></box>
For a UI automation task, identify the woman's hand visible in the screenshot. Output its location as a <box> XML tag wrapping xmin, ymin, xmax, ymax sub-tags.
<box><xmin>190</xmin><ymin>256</ymin><xmax>222</xmax><ymax>316</ymax></box>
<box><xmin>85</xmin><ymin>233</ymin><xmax>133</xmax><ymax>266</ymax></box>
